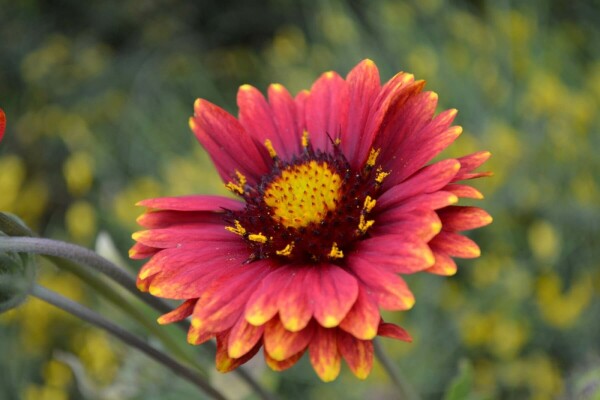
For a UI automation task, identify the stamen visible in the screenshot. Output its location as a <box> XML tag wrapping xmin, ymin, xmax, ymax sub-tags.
<box><xmin>225</xmin><ymin>170</ymin><xmax>248</xmax><ymax>195</ymax></box>
<box><xmin>225</xmin><ymin>220</ymin><xmax>246</xmax><ymax>236</ymax></box>
<box><xmin>363</xmin><ymin>195</ymin><xmax>376</xmax><ymax>213</ymax></box>
<box><xmin>248</xmin><ymin>233</ymin><xmax>268</xmax><ymax>243</ymax></box>
<box><xmin>275</xmin><ymin>242</ymin><xmax>294</xmax><ymax>256</ymax></box>
<box><xmin>375</xmin><ymin>168</ymin><xmax>390</xmax><ymax>184</ymax></box>
<box><xmin>302</xmin><ymin>130</ymin><xmax>309</xmax><ymax>148</ymax></box>
<box><xmin>328</xmin><ymin>242</ymin><xmax>344</xmax><ymax>259</ymax></box>
<box><xmin>366</xmin><ymin>148</ymin><xmax>381</xmax><ymax>167</ymax></box>
<box><xmin>358</xmin><ymin>215</ymin><xmax>375</xmax><ymax>234</ymax></box>
<box><xmin>264</xmin><ymin>139</ymin><xmax>278</xmax><ymax>159</ymax></box>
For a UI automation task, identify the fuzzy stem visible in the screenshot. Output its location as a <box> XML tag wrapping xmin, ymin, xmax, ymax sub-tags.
<box><xmin>31</xmin><ymin>284</ymin><xmax>228</xmax><ymax>400</ymax></box>
<box><xmin>373</xmin><ymin>338</ymin><xmax>420</xmax><ymax>400</ymax></box>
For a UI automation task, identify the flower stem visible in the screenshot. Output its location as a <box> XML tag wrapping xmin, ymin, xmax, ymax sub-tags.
<box><xmin>373</xmin><ymin>338</ymin><xmax>420</xmax><ymax>400</ymax></box>
<box><xmin>0</xmin><ymin>236</ymin><xmax>277</xmax><ymax>400</ymax></box>
<box><xmin>30</xmin><ymin>284</ymin><xmax>228</xmax><ymax>400</ymax></box>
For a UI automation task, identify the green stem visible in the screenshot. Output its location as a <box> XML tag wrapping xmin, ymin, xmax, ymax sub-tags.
<box><xmin>0</xmin><ymin>236</ymin><xmax>277</xmax><ymax>400</ymax></box>
<box><xmin>31</xmin><ymin>284</ymin><xmax>228</xmax><ymax>400</ymax></box>
<box><xmin>373</xmin><ymin>338</ymin><xmax>420</xmax><ymax>400</ymax></box>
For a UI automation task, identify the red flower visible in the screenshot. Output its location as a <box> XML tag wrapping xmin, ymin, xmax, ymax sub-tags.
<box><xmin>131</xmin><ymin>60</ymin><xmax>492</xmax><ymax>381</ymax></box>
<box><xmin>0</xmin><ymin>108</ymin><xmax>5</xmax><ymax>143</ymax></box>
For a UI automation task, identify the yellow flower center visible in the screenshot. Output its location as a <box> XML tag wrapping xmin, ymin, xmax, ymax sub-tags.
<box><xmin>263</xmin><ymin>160</ymin><xmax>342</xmax><ymax>229</ymax></box>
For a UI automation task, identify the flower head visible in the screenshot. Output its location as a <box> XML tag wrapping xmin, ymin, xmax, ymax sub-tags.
<box><xmin>131</xmin><ymin>59</ymin><xmax>492</xmax><ymax>381</ymax></box>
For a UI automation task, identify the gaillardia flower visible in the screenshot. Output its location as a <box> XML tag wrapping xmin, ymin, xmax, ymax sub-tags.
<box><xmin>131</xmin><ymin>59</ymin><xmax>491</xmax><ymax>381</ymax></box>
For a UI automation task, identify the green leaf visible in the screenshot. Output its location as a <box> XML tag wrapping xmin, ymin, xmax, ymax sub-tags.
<box><xmin>444</xmin><ymin>359</ymin><xmax>475</xmax><ymax>400</ymax></box>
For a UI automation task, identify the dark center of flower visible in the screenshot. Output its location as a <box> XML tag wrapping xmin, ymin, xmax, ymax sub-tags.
<box><xmin>223</xmin><ymin>134</ymin><xmax>389</xmax><ymax>264</ymax></box>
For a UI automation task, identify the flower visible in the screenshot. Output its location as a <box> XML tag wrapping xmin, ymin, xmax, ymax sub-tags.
<box><xmin>0</xmin><ymin>108</ymin><xmax>5</xmax><ymax>143</ymax></box>
<box><xmin>131</xmin><ymin>59</ymin><xmax>492</xmax><ymax>381</ymax></box>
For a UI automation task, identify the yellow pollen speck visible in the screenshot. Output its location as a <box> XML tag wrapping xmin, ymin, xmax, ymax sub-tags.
<box><xmin>225</xmin><ymin>220</ymin><xmax>246</xmax><ymax>236</ymax></box>
<box><xmin>264</xmin><ymin>160</ymin><xmax>342</xmax><ymax>229</ymax></box>
<box><xmin>366</xmin><ymin>148</ymin><xmax>380</xmax><ymax>167</ymax></box>
<box><xmin>375</xmin><ymin>169</ymin><xmax>390</xmax><ymax>183</ymax></box>
<box><xmin>264</xmin><ymin>139</ymin><xmax>278</xmax><ymax>158</ymax></box>
<box><xmin>276</xmin><ymin>242</ymin><xmax>295</xmax><ymax>256</ymax></box>
<box><xmin>302</xmin><ymin>130</ymin><xmax>310</xmax><ymax>148</ymax></box>
<box><xmin>329</xmin><ymin>242</ymin><xmax>344</xmax><ymax>259</ymax></box>
<box><xmin>358</xmin><ymin>215</ymin><xmax>375</xmax><ymax>234</ymax></box>
<box><xmin>248</xmin><ymin>233</ymin><xmax>268</xmax><ymax>243</ymax></box>
<box><xmin>334</xmin><ymin>138</ymin><xmax>341</xmax><ymax>146</ymax></box>
<box><xmin>363</xmin><ymin>196</ymin><xmax>376</xmax><ymax>213</ymax></box>
<box><xmin>225</xmin><ymin>170</ymin><xmax>247</xmax><ymax>195</ymax></box>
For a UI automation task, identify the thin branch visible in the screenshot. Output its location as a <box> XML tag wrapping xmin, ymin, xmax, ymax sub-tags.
<box><xmin>31</xmin><ymin>284</ymin><xmax>228</xmax><ymax>400</ymax></box>
<box><xmin>373</xmin><ymin>338</ymin><xmax>420</xmax><ymax>400</ymax></box>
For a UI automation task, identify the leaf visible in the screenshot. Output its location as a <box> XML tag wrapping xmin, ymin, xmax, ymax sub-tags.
<box><xmin>443</xmin><ymin>359</ymin><xmax>475</xmax><ymax>400</ymax></box>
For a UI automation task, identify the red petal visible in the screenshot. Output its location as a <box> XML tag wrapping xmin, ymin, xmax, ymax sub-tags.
<box><xmin>308</xmin><ymin>327</ymin><xmax>341</xmax><ymax>382</ymax></box>
<box><xmin>437</xmin><ymin>206</ymin><xmax>493</xmax><ymax>231</ymax></box>
<box><xmin>228</xmin><ymin>317</ymin><xmax>265</xmax><ymax>358</ymax></box>
<box><xmin>136</xmin><ymin>210</ymin><xmax>225</xmax><ymax>229</ymax></box>
<box><xmin>215</xmin><ymin>331</ymin><xmax>262</xmax><ymax>373</ymax></box>
<box><xmin>0</xmin><ymin>108</ymin><xmax>5</xmax><ymax>142</ymax></box>
<box><xmin>187</xmin><ymin>325</ymin><xmax>215</xmax><ymax>345</ymax></box>
<box><xmin>444</xmin><ymin>184</ymin><xmax>484</xmax><ymax>199</ymax></box>
<box><xmin>347</xmin><ymin>256</ymin><xmax>415</xmax><ymax>310</ymax></box>
<box><xmin>425</xmin><ymin>250</ymin><xmax>457</xmax><ymax>276</ymax></box>
<box><xmin>295</xmin><ymin>89</ymin><xmax>309</xmax><ymax>135</ymax></box>
<box><xmin>305</xmin><ymin>71</ymin><xmax>348</xmax><ymax>153</ymax></box>
<box><xmin>374</xmin><ymin>208</ymin><xmax>442</xmax><ymax>242</ymax></box>
<box><xmin>263</xmin><ymin>318</ymin><xmax>314</xmax><ymax>361</ymax></box>
<box><xmin>306</xmin><ymin>264</ymin><xmax>359</xmax><ymax>328</ymax></box>
<box><xmin>378</xmin><ymin>322</ymin><xmax>412</xmax><ymax>342</ymax></box>
<box><xmin>264</xmin><ymin>348</ymin><xmax>305</xmax><ymax>371</ymax></box>
<box><xmin>132</xmin><ymin>224</ymin><xmax>237</xmax><ymax>249</ymax></box>
<box><xmin>341</xmin><ymin>59</ymin><xmax>381</xmax><ymax>168</ymax></box>
<box><xmin>157</xmin><ymin>299</ymin><xmax>196</xmax><ymax>324</ymax></box>
<box><xmin>129</xmin><ymin>242</ymin><xmax>159</xmax><ymax>260</ymax></box>
<box><xmin>190</xmin><ymin>99</ymin><xmax>270</xmax><ymax>184</ymax></box>
<box><xmin>339</xmin><ymin>287</ymin><xmax>380</xmax><ymax>340</ymax></box>
<box><xmin>338</xmin><ymin>331</ymin><xmax>374</xmax><ymax>379</ymax></box>
<box><xmin>137</xmin><ymin>195</ymin><xmax>243</xmax><ymax>212</ymax></box>
<box><xmin>277</xmin><ymin>267</ymin><xmax>314</xmax><ymax>332</ymax></box>
<box><xmin>268</xmin><ymin>83</ymin><xmax>302</xmax><ymax>159</ymax></box>
<box><xmin>377</xmin><ymin>190</ymin><xmax>458</xmax><ymax>214</ymax></box>
<box><xmin>245</xmin><ymin>266</ymin><xmax>296</xmax><ymax>327</ymax></box>
<box><xmin>354</xmin><ymin>234</ymin><xmax>434</xmax><ymax>274</ymax></box>
<box><xmin>453</xmin><ymin>151</ymin><xmax>491</xmax><ymax>181</ymax></box>
<box><xmin>430</xmin><ymin>231</ymin><xmax>481</xmax><ymax>258</ymax></box>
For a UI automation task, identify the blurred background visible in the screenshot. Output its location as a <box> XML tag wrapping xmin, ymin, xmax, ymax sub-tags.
<box><xmin>1</xmin><ymin>0</ymin><xmax>599</xmax><ymax>399</ymax></box>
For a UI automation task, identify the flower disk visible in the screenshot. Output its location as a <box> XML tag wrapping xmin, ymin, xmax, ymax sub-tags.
<box><xmin>132</xmin><ymin>59</ymin><xmax>492</xmax><ymax>382</ymax></box>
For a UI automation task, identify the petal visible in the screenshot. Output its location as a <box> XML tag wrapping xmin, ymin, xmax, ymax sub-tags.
<box><xmin>132</xmin><ymin>224</ymin><xmax>237</xmax><ymax>249</ymax></box>
<box><xmin>437</xmin><ymin>206</ymin><xmax>493</xmax><ymax>231</ymax></box>
<box><xmin>339</xmin><ymin>287</ymin><xmax>380</xmax><ymax>340</ymax></box>
<box><xmin>337</xmin><ymin>331</ymin><xmax>374</xmax><ymax>379</ymax></box>
<box><xmin>277</xmin><ymin>267</ymin><xmax>314</xmax><ymax>332</ymax></box>
<box><xmin>190</xmin><ymin>99</ymin><xmax>270</xmax><ymax>184</ymax></box>
<box><xmin>373</xmin><ymin>208</ymin><xmax>442</xmax><ymax>242</ymax></box>
<box><xmin>228</xmin><ymin>316</ymin><xmax>265</xmax><ymax>358</ymax></box>
<box><xmin>263</xmin><ymin>318</ymin><xmax>314</xmax><ymax>361</ymax></box>
<box><xmin>425</xmin><ymin>250</ymin><xmax>457</xmax><ymax>276</ymax></box>
<box><xmin>430</xmin><ymin>231</ymin><xmax>481</xmax><ymax>258</ymax></box>
<box><xmin>340</xmin><ymin>59</ymin><xmax>381</xmax><ymax>168</ymax></box>
<box><xmin>295</xmin><ymin>89</ymin><xmax>309</xmax><ymax>134</ymax></box>
<box><xmin>354</xmin><ymin>234</ymin><xmax>434</xmax><ymax>274</ymax></box>
<box><xmin>452</xmin><ymin>151</ymin><xmax>491</xmax><ymax>181</ymax></box>
<box><xmin>268</xmin><ymin>83</ymin><xmax>302</xmax><ymax>159</ymax></box>
<box><xmin>245</xmin><ymin>265</ymin><xmax>297</xmax><ymax>327</ymax></box>
<box><xmin>305</xmin><ymin>71</ymin><xmax>348</xmax><ymax>152</ymax></box>
<box><xmin>216</xmin><ymin>331</ymin><xmax>262</xmax><ymax>373</ymax></box>
<box><xmin>376</xmin><ymin>159</ymin><xmax>460</xmax><ymax>211</ymax></box>
<box><xmin>187</xmin><ymin>325</ymin><xmax>215</xmax><ymax>345</ymax></box>
<box><xmin>136</xmin><ymin>210</ymin><xmax>225</xmax><ymax>229</ymax></box>
<box><xmin>129</xmin><ymin>242</ymin><xmax>159</xmax><ymax>260</ymax></box>
<box><xmin>307</xmin><ymin>264</ymin><xmax>359</xmax><ymax>328</ymax></box>
<box><xmin>264</xmin><ymin>349</ymin><xmax>305</xmax><ymax>372</ymax></box>
<box><xmin>378</xmin><ymin>322</ymin><xmax>412</xmax><ymax>342</ymax></box>
<box><xmin>444</xmin><ymin>184</ymin><xmax>484</xmax><ymax>199</ymax></box>
<box><xmin>309</xmin><ymin>327</ymin><xmax>341</xmax><ymax>382</ymax></box>
<box><xmin>347</xmin><ymin>256</ymin><xmax>415</xmax><ymax>310</ymax></box>
<box><xmin>157</xmin><ymin>299</ymin><xmax>196</xmax><ymax>324</ymax></box>
<box><xmin>137</xmin><ymin>195</ymin><xmax>244</xmax><ymax>212</ymax></box>
<box><xmin>0</xmin><ymin>108</ymin><xmax>5</xmax><ymax>142</ymax></box>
